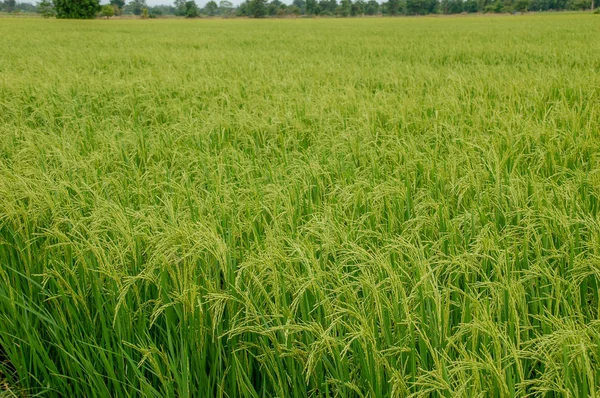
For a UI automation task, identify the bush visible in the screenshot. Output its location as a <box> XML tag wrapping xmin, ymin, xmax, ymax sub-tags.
<box><xmin>54</xmin><ymin>0</ymin><xmax>100</xmax><ymax>19</ymax></box>
<box><xmin>185</xmin><ymin>0</ymin><xmax>199</xmax><ymax>17</ymax></box>
<box><xmin>37</xmin><ymin>0</ymin><xmax>55</xmax><ymax>17</ymax></box>
<box><xmin>101</xmin><ymin>4</ymin><xmax>115</xmax><ymax>17</ymax></box>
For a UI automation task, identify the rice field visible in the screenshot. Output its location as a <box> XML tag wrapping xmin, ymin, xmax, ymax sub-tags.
<box><xmin>1</xmin><ymin>14</ymin><xmax>600</xmax><ymax>397</ymax></box>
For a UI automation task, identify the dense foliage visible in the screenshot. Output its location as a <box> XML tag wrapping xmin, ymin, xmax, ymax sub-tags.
<box><xmin>1</xmin><ymin>0</ymin><xmax>595</xmax><ymax>17</ymax></box>
<box><xmin>1</xmin><ymin>15</ymin><xmax>600</xmax><ymax>398</ymax></box>
<box><xmin>53</xmin><ymin>0</ymin><xmax>99</xmax><ymax>18</ymax></box>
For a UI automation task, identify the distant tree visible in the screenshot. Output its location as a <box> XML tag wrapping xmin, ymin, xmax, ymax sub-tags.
<box><xmin>101</xmin><ymin>4</ymin><xmax>114</xmax><ymax>17</ymax></box>
<box><xmin>441</xmin><ymin>0</ymin><xmax>463</xmax><ymax>13</ymax></box>
<box><xmin>406</xmin><ymin>0</ymin><xmax>435</xmax><ymax>14</ymax></box>
<box><xmin>567</xmin><ymin>0</ymin><xmax>590</xmax><ymax>8</ymax></box>
<box><xmin>387</xmin><ymin>0</ymin><xmax>400</xmax><ymax>14</ymax></box>
<box><xmin>292</xmin><ymin>0</ymin><xmax>305</xmax><ymax>12</ymax></box>
<box><xmin>351</xmin><ymin>0</ymin><xmax>364</xmax><ymax>14</ymax></box>
<box><xmin>204</xmin><ymin>0</ymin><xmax>217</xmax><ymax>14</ymax></box>
<box><xmin>514</xmin><ymin>0</ymin><xmax>529</xmax><ymax>9</ymax></box>
<box><xmin>318</xmin><ymin>0</ymin><xmax>337</xmax><ymax>12</ymax></box>
<box><xmin>109</xmin><ymin>0</ymin><xmax>124</xmax><ymax>9</ymax></box>
<box><xmin>149</xmin><ymin>6</ymin><xmax>163</xmax><ymax>16</ymax></box>
<box><xmin>141</xmin><ymin>6</ymin><xmax>149</xmax><ymax>16</ymax></box>
<box><xmin>185</xmin><ymin>0</ymin><xmax>199</xmax><ymax>16</ymax></box>
<box><xmin>174</xmin><ymin>0</ymin><xmax>186</xmax><ymax>15</ymax></box>
<box><xmin>338</xmin><ymin>0</ymin><xmax>351</xmax><ymax>14</ymax></box>
<box><xmin>219</xmin><ymin>0</ymin><xmax>233</xmax><ymax>14</ymax></box>
<box><xmin>109</xmin><ymin>0</ymin><xmax>124</xmax><ymax>14</ymax></box>
<box><xmin>13</xmin><ymin>1</ymin><xmax>36</xmax><ymax>12</ymax></box>
<box><xmin>267</xmin><ymin>0</ymin><xmax>283</xmax><ymax>14</ymax></box>
<box><xmin>37</xmin><ymin>0</ymin><xmax>54</xmax><ymax>16</ymax></box>
<box><xmin>236</xmin><ymin>0</ymin><xmax>248</xmax><ymax>15</ymax></box>
<box><xmin>4</xmin><ymin>0</ymin><xmax>16</xmax><ymax>12</ymax></box>
<box><xmin>463</xmin><ymin>0</ymin><xmax>478</xmax><ymax>11</ymax></box>
<box><xmin>365</xmin><ymin>0</ymin><xmax>378</xmax><ymax>13</ymax></box>
<box><xmin>54</xmin><ymin>0</ymin><xmax>100</xmax><ymax>18</ymax></box>
<box><xmin>286</xmin><ymin>3</ymin><xmax>301</xmax><ymax>13</ymax></box>
<box><xmin>129</xmin><ymin>0</ymin><xmax>147</xmax><ymax>15</ymax></box>
<box><xmin>306</xmin><ymin>0</ymin><xmax>317</xmax><ymax>13</ymax></box>
<box><xmin>248</xmin><ymin>0</ymin><xmax>267</xmax><ymax>16</ymax></box>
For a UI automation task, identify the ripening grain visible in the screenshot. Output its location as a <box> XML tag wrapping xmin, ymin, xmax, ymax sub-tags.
<box><xmin>1</xmin><ymin>14</ymin><xmax>600</xmax><ymax>397</ymax></box>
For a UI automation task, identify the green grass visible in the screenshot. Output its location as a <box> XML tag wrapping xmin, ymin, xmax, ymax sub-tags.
<box><xmin>1</xmin><ymin>14</ymin><xmax>600</xmax><ymax>397</ymax></box>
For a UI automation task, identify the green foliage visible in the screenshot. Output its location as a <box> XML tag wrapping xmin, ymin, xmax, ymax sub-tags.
<box><xmin>219</xmin><ymin>0</ymin><xmax>233</xmax><ymax>15</ymax></box>
<box><xmin>109</xmin><ymin>0</ymin><xmax>124</xmax><ymax>14</ymax></box>
<box><xmin>184</xmin><ymin>0</ymin><xmax>198</xmax><ymax>17</ymax></box>
<box><xmin>339</xmin><ymin>0</ymin><xmax>351</xmax><ymax>15</ymax></box>
<box><xmin>3</xmin><ymin>0</ymin><xmax>16</xmax><ymax>12</ymax></box>
<box><xmin>351</xmin><ymin>0</ymin><xmax>364</xmax><ymax>15</ymax></box>
<box><xmin>101</xmin><ymin>4</ymin><xmax>115</xmax><ymax>17</ymax></box>
<box><xmin>1</xmin><ymin>15</ymin><xmax>600</xmax><ymax>398</ymax></box>
<box><xmin>149</xmin><ymin>6</ymin><xmax>162</xmax><ymax>17</ymax></box>
<box><xmin>248</xmin><ymin>0</ymin><xmax>267</xmax><ymax>17</ymax></box>
<box><xmin>365</xmin><ymin>0</ymin><xmax>379</xmax><ymax>14</ymax></box>
<box><xmin>54</xmin><ymin>0</ymin><xmax>99</xmax><ymax>18</ymax></box>
<box><xmin>568</xmin><ymin>0</ymin><xmax>591</xmax><ymax>9</ymax></box>
<box><xmin>386</xmin><ymin>0</ymin><xmax>400</xmax><ymax>14</ymax></box>
<box><xmin>129</xmin><ymin>0</ymin><xmax>147</xmax><ymax>15</ymax></box>
<box><xmin>37</xmin><ymin>0</ymin><xmax>54</xmax><ymax>17</ymax></box>
<box><xmin>174</xmin><ymin>0</ymin><xmax>186</xmax><ymax>15</ymax></box>
<box><xmin>109</xmin><ymin>0</ymin><xmax>124</xmax><ymax>10</ymax></box>
<box><xmin>319</xmin><ymin>0</ymin><xmax>338</xmax><ymax>13</ymax></box>
<box><xmin>306</xmin><ymin>0</ymin><xmax>317</xmax><ymax>14</ymax></box>
<box><xmin>204</xmin><ymin>0</ymin><xmax>218</xmax><ymax>15</ymax></box>
<box><xmin>514</xmin><ymin>0</ymin><xmax>530</xmax><ymax>10</ymax></box>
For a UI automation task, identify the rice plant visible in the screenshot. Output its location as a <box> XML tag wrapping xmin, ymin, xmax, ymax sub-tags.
<box><xmin>1</xmin><ymin>13</ymin><xmax>599</xmax><ymax>397</ymax></box>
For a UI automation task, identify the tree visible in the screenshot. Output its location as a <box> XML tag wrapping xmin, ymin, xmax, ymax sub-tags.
<box><xmin>174</xmin><ymin>0</ymin><xmax>186</xmax><ymax>14</ymax></box>
<box><xmin>351</xmin><ymin>0</ymin><xmax>364</xmax><ymax>14</ymax></box>
<box><xmin>387</xmin><ymin>0</ymin><xmax>400</xmax><ymax>14</ymax></box>
<box><xmin>219</xmin><ymin>0</ymin><xmax>233</xmax><ymax>14</ymax></box>
<box><xmin>267</xmin><ymin>0</ymin><xmax>282</xmax><ymax>15</ymax></box>
<box><xmin>306</xmin><ymin>0</ymin><xmax>317</xmax><ymax>13</ymax></box>
<box><xmin>54</xmin><ymin>0</ymin><xmax>100</xmax><ymax>18</ymax></box>
<box><xmin>292</xmin><ymin>0</ymin><xmax>306</xmax><ymax>12</ymax></box>
<box><xmin>338</xmin><ymin>0</ymin><xmax>351</xmax><ymax>15</ymax></box>
<box><xmin>185</xmin><ymin>0</ymin><xmax>199</xmax><ymax>16</ymax></box>
<box><xmin>204</xmin><ymin>0</ymin><xmax>218</xmax><ymax>14</ymax></box>
<box><xmin>463</xmin><ymin>0</ymin><xmax>478</xmax><ymax>11</ymax></box>
<box><xmin>319</xmin><ymin>0</ymin><xmax>337</xmax><ymax>13</ymax></box>
<box><xmin>37</xmin><ymin>0</ymin><xmax>55</xmax><ymax>16</ymax></box>
<box><xmin>514</xmin><ymin>0</ymin><xmax>529</xmax><ymax>10</ymax></box>
<box><xmin>109</xmin><ymin>0</ymin><xmax>124</xmax><ymax>14</ymax></box>
<box><xmin>236</xmin><ymin>0</ymin><xmax>248</xmax><ymax>15</ymax></box>
<box><xmin>248</xmin><ymin>0</ymin><xmax>267</xmax><ymax>17</ymax></box>
<box><xmin>4</xmin><ymin>0</ymin><xmax>16</xmax><ymax>12</ymax></box>
<box><xmin>129</xmin><ymin>0</ymin><xmax>147</xmax><ymax>15</ymax></box>
<box><xmin>149</xmin><ymin>6</ymin><xmax>163</xmax><ymax>16</ymax></box>
<box><xmin>286</xmin><ymin>3</ymin><xmax>301</xmax><ymax>13</ymax></box>
<box><xmin>101</xmin><ymin>4</ymin><xmax>114</xmax><ymax>17</ymax></box>
<box><xmin>365</xmin><ymin>0</ymin><xmax>378</xmax><ymax>13</ymax></box>
<box><xmin>109</xmin><ymin>0</ymin><xmax>124</xmax><ymax>9</ymax></box>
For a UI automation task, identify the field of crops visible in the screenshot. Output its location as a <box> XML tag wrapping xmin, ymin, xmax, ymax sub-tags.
<box><xmin>1</xmin><ymin>14</ymin><xmax>600</xmax><ymax>397</ymax></box>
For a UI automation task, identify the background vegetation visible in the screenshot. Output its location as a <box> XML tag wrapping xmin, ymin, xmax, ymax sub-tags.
<box><xmin>0</xmin><ymin>0</ymin><xmax>596</xmax><ymax>19</ymax></box>
<box><xmin>1</xmin><ymin>14</ymin><xmax>600</xmax><ymax>398</ymax></box>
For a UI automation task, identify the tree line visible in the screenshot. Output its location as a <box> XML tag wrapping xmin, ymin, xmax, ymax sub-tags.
<box><xmin>0</xmin><ymin>0</ymin><xmax>595</xmax><ymax>19</ymax></box>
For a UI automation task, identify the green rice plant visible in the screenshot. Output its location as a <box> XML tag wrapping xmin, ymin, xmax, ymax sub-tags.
<box><xmin>0</xmin><ymin>13</ymin><xmax>599</xmax><ymax>397</ymax></box>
